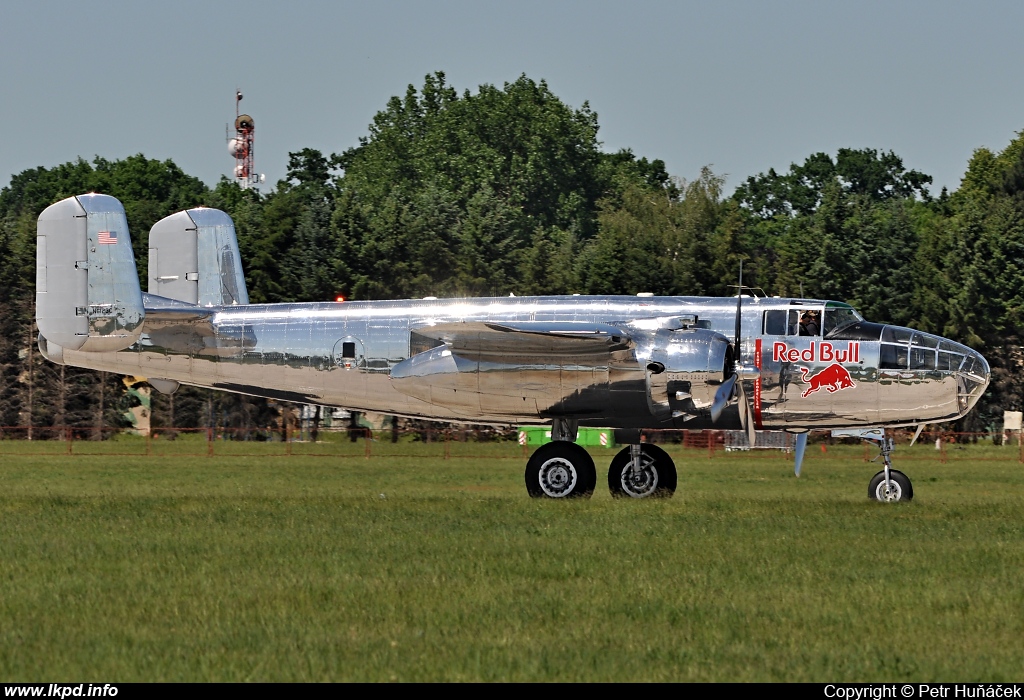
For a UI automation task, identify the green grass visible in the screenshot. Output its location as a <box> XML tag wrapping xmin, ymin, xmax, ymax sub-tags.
<box><xmin>1</xmin><ymin>444</ymin><xmax>1023</xmax><ymax>681</ymax></box>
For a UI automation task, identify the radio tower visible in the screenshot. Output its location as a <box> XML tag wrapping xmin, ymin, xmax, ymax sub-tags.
<box><xmin>228</xmin><ymin>90</ymin><xmax>258</xmax><ymax>189</ymax></box>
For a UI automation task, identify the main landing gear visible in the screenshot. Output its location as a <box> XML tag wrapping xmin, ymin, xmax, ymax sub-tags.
<box><xmin>524</xmin><ymin>420</ymin><xmax>677</xmax><ymax>499</ymax></box>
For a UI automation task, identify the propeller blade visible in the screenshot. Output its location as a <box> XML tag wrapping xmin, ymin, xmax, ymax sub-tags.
<box><xmin>734</xmin><ymin>261</ymin><xmax>743</xmax><ymax>347</ymax></box>
<box><xmin>710</xmin><ymin>375</ymin><xmax>736</xmax><ymax>423</ymax></box>
<box><xmin>909</xmin><ymin>424</ymin><xmax>925</xmax><ymax>447</ymax></box>
<box><xmin>794</xmin><ymin>432</ymin><xmax>808</xmax><ymax>477</ymax></box>
<box><xmin>737</xmin><ymin>379</ymin><xmax>757</xmax><ymax>448</ymax></box>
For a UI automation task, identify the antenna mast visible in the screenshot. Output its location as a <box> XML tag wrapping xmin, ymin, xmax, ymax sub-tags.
<box><xmin>228</xmin><ymin>89</ymin><xmax>259</xmax><ymax>189</ymax></box>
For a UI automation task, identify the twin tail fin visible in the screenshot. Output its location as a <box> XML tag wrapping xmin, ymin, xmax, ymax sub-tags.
<box><xmin>36</xmin><ymin>194</ymin><xmax>247</xmax><ymax>357</ymax></box>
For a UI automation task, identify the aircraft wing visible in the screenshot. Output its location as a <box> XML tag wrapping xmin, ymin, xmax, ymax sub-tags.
<box><xmin>413</xmin><ymin>320</ymin><xmax>632</xmax><ymax>360</ymax></box>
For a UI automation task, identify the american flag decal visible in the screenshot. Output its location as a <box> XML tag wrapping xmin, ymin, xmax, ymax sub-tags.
<box><xmin>97</xmin><ymin>230</ymin><xmax>117</xmax><ymax>245</ymax></box>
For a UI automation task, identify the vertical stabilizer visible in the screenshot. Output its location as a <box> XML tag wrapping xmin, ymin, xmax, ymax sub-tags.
<box><xmin>148</xmin><ymin>208</ymin><xmax>248</xmax><ymax>306</ymax></box>
<box><xmin>36</xmin><ymin>194</ymin><xmax>144</xmax><ymax>352</ymax></box>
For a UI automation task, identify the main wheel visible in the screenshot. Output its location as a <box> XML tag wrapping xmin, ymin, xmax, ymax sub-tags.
<box><xmin>868</xmin><ymin>469</ymin><xmax>913</xmax><ymax>502</ymax></box>
<box><xmin>525</xmin><ymin>442</ymin><xmax>597</xmax><ymax>498</ymax></box>
<box><xmin>608</xmin><ymin>444</ymin><xmax>677</xmax><ymax>498</ymax></box>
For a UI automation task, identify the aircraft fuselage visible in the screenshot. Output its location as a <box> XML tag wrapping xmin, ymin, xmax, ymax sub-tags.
<box><xmin>46</xmin><ymin>294</ymin><xmax>989</xmax><ymax>431</ymax></box>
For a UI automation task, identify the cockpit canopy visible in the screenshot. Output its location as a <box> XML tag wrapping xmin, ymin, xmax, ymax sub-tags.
<box><xmin>763</xmin><ymin>302</ymin><xmax>864</xmax><ymax>338</ymax></box>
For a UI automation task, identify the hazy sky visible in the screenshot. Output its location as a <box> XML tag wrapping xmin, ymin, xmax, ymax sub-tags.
<box><xmin>2</xmin><ymin>1</ymin><xmax>1022</xmax><ymax>195</ymax></box>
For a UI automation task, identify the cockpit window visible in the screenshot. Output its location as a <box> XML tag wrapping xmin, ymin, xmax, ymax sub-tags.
<box><xmin>823</xmin><ymin>303</ymin><xmax>864</xmax><ymax>336</ymax></box>
<box><xmin>764</xmin><ymin>307</ymin><xmax>828</xmax><ymax>336</ymax></box>
<box><xmin>798</xmin><ymin>310</ymin><xmax>821</xmax><ymax>336</ymax></box>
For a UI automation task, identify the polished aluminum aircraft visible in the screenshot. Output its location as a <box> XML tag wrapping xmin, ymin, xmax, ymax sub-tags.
<box><xmin>35</xmin><ymin>194</ymin><xmax>991</xmax><ymax>501</ymax></box>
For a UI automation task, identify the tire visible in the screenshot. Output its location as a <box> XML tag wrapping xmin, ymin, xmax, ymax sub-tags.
<box><xmin>525</xmin><ymin>442</ymin><xmax>597</xmax><ymax>499</ymax></box>
<box><xmin>608</xmin><ymin>444</ymin><xmax>677</xmax><ymax>498</ymax></box>
<box><xmin>868</xmin><ymin>469</ymin><xmax>913</xmax><ymax>502</ymax></box>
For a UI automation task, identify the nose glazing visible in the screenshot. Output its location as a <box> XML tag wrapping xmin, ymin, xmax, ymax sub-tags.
<box><xmin>957</xmin><ymin>347</ymin><xmax>990</xmax><ymax>416</ymax></box>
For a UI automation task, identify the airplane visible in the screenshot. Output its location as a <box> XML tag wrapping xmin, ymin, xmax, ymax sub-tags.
<box><xmin>34</xmin><ymin>194</ymin><xmax>991</xmax><ymax>502</ymax></box>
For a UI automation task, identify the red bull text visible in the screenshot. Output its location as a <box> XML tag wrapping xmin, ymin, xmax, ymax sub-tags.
<box><xmin>772</xmin><ymin>341</ymin><xmax>860</xmax><ymax>364</ymax></box>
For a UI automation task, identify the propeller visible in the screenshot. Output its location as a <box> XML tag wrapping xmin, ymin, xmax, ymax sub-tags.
<box><xmin>793</xmin><ymin>432</ymin><xmax>808</xmax><ymax>477</ymax></box>
<box><xmin>738</xmin><ymin>380</ymin><xmax>757</xmax><ymax>448</ymax></box>
<box><xmin>909</xmin><ymin>424</ymin><xmax>925</xmax><ymax>447</ymax></box>
<box><xmin>711</xmin><ymin>260</ymin><xmax>758</xmax><ymax>449</ymax></box>
<box><xmin>710</xmin><ymin>375</ymin><xmax>736</xmax><ymax>423</ymax></box>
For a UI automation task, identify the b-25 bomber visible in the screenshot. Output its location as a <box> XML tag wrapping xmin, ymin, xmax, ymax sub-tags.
<box><xmin>35</xmin><ymin>194</ymin><xmax>990</xmax><ymax>501</ymax></box>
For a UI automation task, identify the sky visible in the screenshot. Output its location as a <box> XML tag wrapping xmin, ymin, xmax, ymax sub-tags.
<box><xmin>2</xmin><ymin>0</ymin><xmax>1022</xmax><ymax>196</ymax></box>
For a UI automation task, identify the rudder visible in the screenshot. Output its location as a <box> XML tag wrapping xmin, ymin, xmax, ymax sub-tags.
<box><xmin>36</xmin><ymin>194</ymin><xmax>144</xmax><ymax>352</ymax></box>
<box><xmin>148</xmin><ymin>208</ymin><xmax>248</xmax><ymax>306</ymax></box>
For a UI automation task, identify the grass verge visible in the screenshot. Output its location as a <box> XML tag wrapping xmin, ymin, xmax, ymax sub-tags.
<box><xmin>1</xmin><ymin>445</ymin><xmax>1022</xmax><ymax>681</ymax></box>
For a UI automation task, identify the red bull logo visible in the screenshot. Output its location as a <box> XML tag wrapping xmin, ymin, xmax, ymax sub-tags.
<box><xmin>799</xmin><ymin>363</ymin><xmax>856</xmax><ymax>397</ymax></box>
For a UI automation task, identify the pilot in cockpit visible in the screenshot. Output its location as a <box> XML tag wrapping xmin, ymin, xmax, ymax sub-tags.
<box><xmin>799</xmin><ymin>311</ymin><xmax>821</xmax><ymax>336</ymax></box>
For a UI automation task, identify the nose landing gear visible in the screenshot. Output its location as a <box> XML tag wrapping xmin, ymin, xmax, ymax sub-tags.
<box><xmin>867</xmin><ymin>433</ymin><xmax>914</xmax><ymax>502</ymax></box>
<box><xmin>833</xmin><ymin>428</ymin><xmax>915</xmax><ymax>502</ymax></box>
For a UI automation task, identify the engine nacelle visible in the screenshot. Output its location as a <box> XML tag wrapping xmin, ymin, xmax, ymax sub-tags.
<box><xmin>640</xmin><ymin>328</ymin><xmax>732</xmax><ymax>421</ymax></box>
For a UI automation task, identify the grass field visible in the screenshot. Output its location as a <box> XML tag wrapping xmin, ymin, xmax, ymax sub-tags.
<box><xmin>1</xmin><ymin>441</ymin><xmax>1023</xmax><ymax>681</ymax></box>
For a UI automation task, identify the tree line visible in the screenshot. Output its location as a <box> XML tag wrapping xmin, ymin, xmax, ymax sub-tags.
<box><xmin>0</xmin><ymin>71</ymin><xmax>1020</xmax><ymax>434</ymax></box>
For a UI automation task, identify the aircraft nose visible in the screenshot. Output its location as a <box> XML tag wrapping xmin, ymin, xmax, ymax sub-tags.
<box><xmin>956</xmin><ymin>347</ymin><xmax>990</xmax><ymax>416</ymax></box>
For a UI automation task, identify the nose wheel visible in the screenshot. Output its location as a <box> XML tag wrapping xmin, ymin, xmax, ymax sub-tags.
<box><xmin>865</xmin><ymin>431</ymin><xmax>913</xmax><ymax>502</ymax></box>
<box><xmin>608</xmin><ymin>444</ymin><xmax>677</xmax><ymax>498</ymax></box>
<box><xmin>869</xmin><ymin>469</ymin><xmax>913</xmax><ymax>502</ymax></box>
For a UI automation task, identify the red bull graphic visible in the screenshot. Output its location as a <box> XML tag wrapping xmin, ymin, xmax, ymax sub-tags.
<box><xmin>799</xmin><ymin>363</ymin><xmax>856</xmax><ymax>397</ymax></box>
<box><xmin>773</xmin><ymin>341</ymin><xmax>860</xmax><ymax>364</ymax></box>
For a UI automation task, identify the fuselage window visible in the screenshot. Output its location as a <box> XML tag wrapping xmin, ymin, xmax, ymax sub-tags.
<box><xmin>342</xmin><ymin>342</ymin><xmax>356</xmax><ymax>359</ymax></box>
<box><xmin>937</xmin><ymin>352</ymin><xmax>960</xmax><ymax>371</ymax></box>
<box><xmin>764</xmin><ymin>310</ymin><xmax>799</xmax><ymax>335</ymax></box>
<box><xmin>909</xmin><ymin>347</ymin><xmax>936</xmax><ymax>370</ymax></box>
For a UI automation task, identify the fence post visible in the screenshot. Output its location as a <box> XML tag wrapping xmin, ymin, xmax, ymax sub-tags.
<box><xmin>707</xmin><ymin>432</ymin><xmax>713</xmax><ymax>460</ymax></box>
<box><xmin>364</xmin><ymin>429</ymin><xmax>371</xmax><ymax>459</ymax></box>
<box><xmin>940</xmin><ymin>437</ymin><xmax>947</xmax><ymax>464</ymax></box>
<box><xmin>1018</xmin><ymin>430</ymin><xmax>1022</xmax><ymax>464</ymax></box>
<box><xmin>444</xmin><ymin>432</ymin><xmax>451</xmax><ymax>460</ymax></box>
<box><xmin>285</xmin><ymin>420</ymin><xmax>292</xmax><ymax>457</ymax></box>
<box><xmin>146</xmin><ymin>430</ymin><xmax>152</xmax><ymax>457</ymax></box>
<box><xmin>66</xmin><ymin>427</ymin><xmax>72</xmax><ymax>455</ymax></box>
<box><xmin>207</xmin><ymin>427</ymin><xmax>213</xmax><ymax>457</ymax></box>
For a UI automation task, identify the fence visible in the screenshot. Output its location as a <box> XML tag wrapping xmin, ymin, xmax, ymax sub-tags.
<box><xmin>0</xmin><ymin>426</ymin><xmax>1020</xmax><ymax>463</ymax></box>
